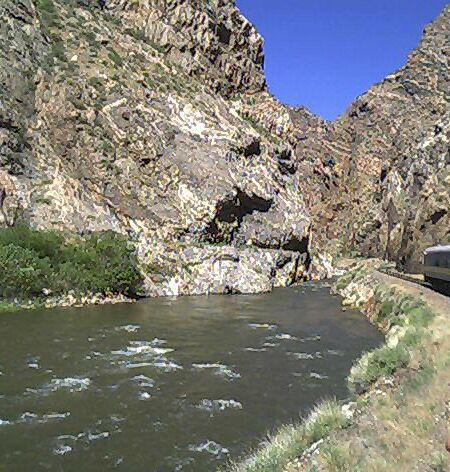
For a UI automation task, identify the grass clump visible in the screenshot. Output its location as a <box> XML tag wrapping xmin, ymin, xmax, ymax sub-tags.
<box><xmin>35</xmin><ymin>0</ymin><xmax>60</xmax><ymax>30</ymax></box>
<box><xmin>108</xmin><ymin>48</ymin><xmax>123</xmax><ymax>67</ymax></box>
<box><xmin>348</xmin><ymin>282</ymin><xmax>436</xmax><ymax>393</ymax></box>
<box><xmin>35</xmin><ymin>0</ymin><xmax>67</xmax><ymax>66</ymax></box>
<box><xmin>229</xmin><ymin>400</ymin><xmax>349</xmax><ymax>472</ymax></box>
<box><xmin>320</xmin><ymin>442</ymin><xmax>354</xmax><ymax>472</ymax></box>
<box><xmin>0</xmin><ymin>226</ymin><xmax>142</xmax><ymax>300</ymax></box>
<box><xmin>350</xmin><ymin>344</ymin><xmax>410</xmax><ymax>392</ymax></box>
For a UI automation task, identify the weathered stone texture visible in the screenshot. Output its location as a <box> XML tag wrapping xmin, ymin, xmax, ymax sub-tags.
<box><xmin>0</xmin><ymin>0</ymin><xmax>448</xmax><ymax>296</ymax></box>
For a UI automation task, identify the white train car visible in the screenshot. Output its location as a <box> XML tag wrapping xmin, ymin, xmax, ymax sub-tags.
<box><xmin>423</xmin><ymin>245</ymin><xmax>450</xmax><ymax>294</ymax></box>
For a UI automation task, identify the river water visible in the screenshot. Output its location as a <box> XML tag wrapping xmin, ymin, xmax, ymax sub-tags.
<box><xmin>0</xmin><ymin>282</ymin><xmax>382</xmax><ymax>472</ymax></box>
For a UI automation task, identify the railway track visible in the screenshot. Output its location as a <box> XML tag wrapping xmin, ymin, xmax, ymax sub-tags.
<box><xmin>378</xmin><ymin>268</ymin><xmax>432</xmax><ymax>289</ymax></box>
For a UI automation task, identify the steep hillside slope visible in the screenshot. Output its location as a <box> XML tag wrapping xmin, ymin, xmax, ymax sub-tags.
<box><xmin>0</xmin><ymin>0</ymin><xmax>317</xmax><ymax>297</ymax></box>
<box><xmin>311</xmin><ymin>6</ymin><xmax>450</xmax><ymax>268</ymax></box>
<box><xmin>241</xmin><ymin>5</ymin><xmax>449</xmax><ymax>270</ymax></box>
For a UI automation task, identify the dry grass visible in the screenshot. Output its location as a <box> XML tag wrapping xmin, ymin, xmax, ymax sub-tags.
<box><xmin>226</xmin><ymin>400</ymin><xmax>350</xmax><ymax>472</ymax></box>
<box><xmin>298</xmin><ymin>343</ymin><xmax>450</xmax><ymax>471</ymax></box>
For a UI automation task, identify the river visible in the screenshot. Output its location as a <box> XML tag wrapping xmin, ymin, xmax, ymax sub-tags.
<box><xmin>0</xmin><ymin>282</ymin><xmax>382</xmax><ymax>471</ymax></box>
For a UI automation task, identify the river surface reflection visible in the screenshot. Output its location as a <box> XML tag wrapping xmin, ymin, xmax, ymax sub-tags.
<box><xmin>0</xmin><ymin>282</ymin><xmax>382</xmax><ymax>471</ymax></box>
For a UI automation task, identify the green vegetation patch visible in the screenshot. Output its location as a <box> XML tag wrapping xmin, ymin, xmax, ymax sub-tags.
<box><xmin>35</xmin><ymin>0</ymin><xmax>67</xmax><ymax>65</ymax></box>
<box><xmin>229</xmin><ymin>400</ymin><xmax>349</xmax><ymax>472</ymax></box>
<box><xmin>35</xmin><ymin>0</ymin><xmax>60</xmax><ymax>30</ymax></box>
<box><xmin>0</xmin><ymin>226</ymin><xmax>142</xmax><ymax>300</ymax></box>
<box><xmin>334</xmin><ymin>263</ymin><xmax>436</xmax><ymax>393</ymax></box>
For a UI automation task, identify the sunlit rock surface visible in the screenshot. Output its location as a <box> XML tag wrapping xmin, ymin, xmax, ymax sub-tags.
<box><xmin>297</xmin><ymin>6</ymin><xmax>449</xmax><ymax>268</ymax></box>
<box><xmin>0</xmin><ymin>0</ymin><xmax>448</xmax><ymax>295</ymax></box>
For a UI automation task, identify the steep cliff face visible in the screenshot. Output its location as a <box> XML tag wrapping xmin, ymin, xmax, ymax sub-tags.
<box><xmin>0</xmin><ymin>0</ymin><xmax>448</xmax><ymax>296</ymax></box>
<box><xmin>309</xmin><ymin>6</ymin><xmax>450</xmax><ymax>268</ymax></box>
<box><xmin>107</xmin><ymin>0</ymin><xmax>266</xmax><ymax>95</ymax></box>
<box><xmin>246</xmin><ymin>5</ymin><xmax>449</xmax><ymax>269</ymax></box>
<box><xmin>0</xmin><ymin>0</ymin><xmax>314</xmax><ymax>296</ymax></box>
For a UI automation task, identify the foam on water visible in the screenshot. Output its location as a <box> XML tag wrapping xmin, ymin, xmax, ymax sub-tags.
<box><xmin>196</xmin><ymin>399</ymin><xmax>243</xmax><ymax>412</ymax></box>
<box><xmin>53</xmin><ymin>444</ymin><xmax>72</xmax><ymax>455</ymax></box>
<box><xmin>288</xmin><ymin>352</ymin><xmax>315</xmax><ymax>360</ymax></box>
<box><xmin>19</xmin><ymin>412</ymin><xmax>70</xmax><ymax>424</ymax></box>
<box><xmin>327</xmin><ymin>349</ymin><xmax>344</xmax><ymax>356</ymax></box>
<box><xmin>131</xmin><ymin>375</ymin><xmax>155</xmax><ymax>388</ymax></box>
<box><xmin>111</xmin><ymin>341</ymin><xmax>174</xmax><ymax>357</ymax></box>
<box><xmin>86</xmin><ymin>431</ymin><xmax>110</xmax><ymax>441</ymax></box>
<box><xmin>152</xmin><ymin>359</ymin><xmax>183</xmax><ymax>372</ymax></box>
<box><xmin>116</xmin><ymin>324</ymin><xmax>140</xmax><ymax>333</ymax></box>
<box><xmin>54</xmin><ymin>427</ymin><xmax>112</xmax><ymax>454</ymax></box>
<box><xmin>310</xmin><ymin>372</ymin><xmax>329</xmax><ymax>380</ymax></box>
<box><xmin>106</xmin><ymin>338</ymin><xmax>182</xmax><ymax>372</ymax></box>
<box><xmin>191</xmin><ymin>363</ymin><xmax>241</xmax><ymax>380</ymax></box>
<box><xmin>263</xmin><ymin>341</ymin><xmax>279</xmax><ymax>348</ymax></box>
<box><xmin>188</xmin><ymin>440</ymin><xmax>229</xmax><ymax>457</ymax></box>
<box><xmin>248</xmin><ymin>323</ymin><xmax>278</xmax><ymax>330</ymax></box>
<box><xmin>29</xmin><ymin>377</ymin><xmax>91</xmax><ymax>396</ymax></box>
<box><xmin>275</xmin><ymin>333</ymin><xmax>297</xmax><ymax>340</ymax></box>
<box><xmin>300</xmin><ymin>335</ymin><xmax>321</xmax><ymax>342</ymax></box>
<box><xmin>26</xmin><ymin>356</ymin><xmax>40</xmax><ymax>369</ymax></box>
<box><xmin>138</xmin><ymin>392</ymin><xmax>152</xmax><ymax>400</ymax></box>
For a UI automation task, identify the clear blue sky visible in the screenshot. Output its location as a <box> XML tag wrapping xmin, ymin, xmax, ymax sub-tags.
<box><xmin>236</xmin><ymin>0</ymin><xmax>449</xmax><ymax>120</ymax></box>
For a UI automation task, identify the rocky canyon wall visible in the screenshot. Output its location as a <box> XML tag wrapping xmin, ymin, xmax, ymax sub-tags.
<box><xmin>0</xmin><ymin>0</ymin><xmax>448</xmax><ymax>296</ymax></box>
<box><xmin>0</xmin><ymin>0</ymin><xmax>316</xmax><ymax>296</ymax></box>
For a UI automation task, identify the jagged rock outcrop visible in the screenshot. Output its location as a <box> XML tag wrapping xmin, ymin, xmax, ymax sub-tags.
<box><xmin>0</xmin><ymin>0</ymin><xmax>448</xmax><ymax>296</ymax></box>
<box><xmin>108</xmin><ymin>0</ymin><xmax>266</xmax><ymax>95</ymax></box>
<box><xmin>244</xmin><ymin>5</ymin><xmax>450</xmax><ymax>270</ymax></box>
<box><xmin>0</xmin><ymin>0</ymin><xmax>313</xmax><ymax>296</ymax></box>
<box><xmin>320</xmin><ymin>5</ymin><xmax>450</xmax><ymax>269</ymax></box>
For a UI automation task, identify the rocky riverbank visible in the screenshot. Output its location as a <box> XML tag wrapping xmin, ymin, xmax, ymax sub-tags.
<box><xmin>229</xmin><ymin>259</ymin><xmax>450</xmax><ymax>472</ymax></box>
<box><xmin>0</xmin><ymin>291</ymin><xmax>135</xmax><ymax>313</ymax></box>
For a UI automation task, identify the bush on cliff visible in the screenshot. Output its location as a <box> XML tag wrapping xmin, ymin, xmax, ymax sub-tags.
<box><xmin>0</xmin><ymin>226</ymin><xmax>142</xmax><ymax>299</ymax></box>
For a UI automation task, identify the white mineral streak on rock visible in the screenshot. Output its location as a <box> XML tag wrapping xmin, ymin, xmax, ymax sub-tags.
<box><xmin>167</xmin><ymin>278</ymin><xmax>180</xmax><ymax>297</ymax></box>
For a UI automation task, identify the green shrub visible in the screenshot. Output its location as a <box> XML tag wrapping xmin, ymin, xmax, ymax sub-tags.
<box><xmin>363</xmin><ymin>344</ymin><xmax>410</xmax><ymax>384</ymax></box>
<box><xmin>0</xmin><ymin>225</ymin><xmax>64</xmax><ymax>260</ymax></box>
<box><xmin>0</xmin><ymin>227</ymin><xmax>142</xmax><ymax>299</ymax></box>
<box><xmin>57</xmin><ymin>231</ymin><xmax>142</xmax><ymax>296</ymax></box>
<box><xmin>35</xmin><ymin>0</ymin><xmax>60</xmax><ymax>29</ymax></box>
<box><xmin>0</xmin><ymin>244</ymin><xmax>53</xmax><ymax>298</ymax></box>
